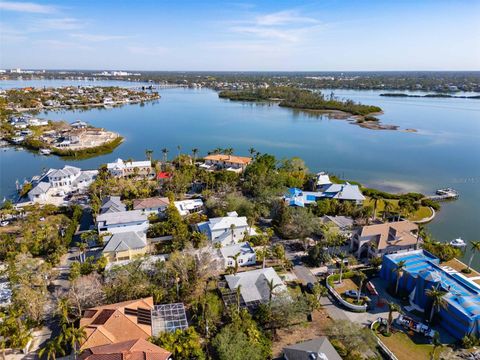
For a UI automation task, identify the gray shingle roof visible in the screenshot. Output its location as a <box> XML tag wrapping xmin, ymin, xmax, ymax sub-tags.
<box><xmin>283</xmin><ymin>337</ymin><xmax>342</xmax><ymax>360</ymax></box>
<box><xmin>225</xmin><ymin>267</ymin><xmax>287</xmax><ymax>303</ymax></box>
<box><xmin>100</xmin><ymin>196</ymin><xmax>126</xmax><ymax>214</ymax></box>
<box><xmin>220</xmin><ymin>242</ymin><xmax>255</xmax><ymax>258</ymax></box>
<box><xmin>29</xmin><ymin>181</ymin><xmax>51</xmax><ymax>195</ymax></box>
<box><xmin>103</xmin><ymin>231</ymin><xmax>147</xmax><ymax>252</ymax></box>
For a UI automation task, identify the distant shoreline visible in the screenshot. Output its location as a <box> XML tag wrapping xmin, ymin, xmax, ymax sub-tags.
<box><xmin>380</xmin><ymin>93</ymin><xmax>480</xmax><ymax>99</ymax></box>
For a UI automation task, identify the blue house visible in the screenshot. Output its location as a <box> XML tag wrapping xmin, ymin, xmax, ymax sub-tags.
<box><xmin>285</xmin><ymin>183</ymin><xmax>365</xmax><ymax>207</ymax></box>
<box><xmin>381</xmin><ymin>250</ymin><xmax>480</xmax><ymax>339</ymax></box>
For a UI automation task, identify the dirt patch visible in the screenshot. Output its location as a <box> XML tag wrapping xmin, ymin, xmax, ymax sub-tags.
<box><xmin>272</xmin><ymin>309</ymin><xmax>333</xmax><ymax>358</ymax></box>
<box><xmin>442</xmin><ymin>259</ymin><xmax>479</xmax><ymax>278</ymax></box>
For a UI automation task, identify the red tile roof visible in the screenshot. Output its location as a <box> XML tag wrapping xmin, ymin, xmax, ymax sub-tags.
<box><xmin>79</xmin><ymin>338</ymin><xmax>171</xmax><ymax>360</ymax></box>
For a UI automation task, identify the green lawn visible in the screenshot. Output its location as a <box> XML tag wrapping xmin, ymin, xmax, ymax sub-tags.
<box><xmin>364</xmin><ymin>198</ymin><xmax>433</xmax><ymax>222</ymax></box>
<box><xmin>376</xmin><ymin>330</ymin><xmax>440</xmax><ymax>360</ymax></box>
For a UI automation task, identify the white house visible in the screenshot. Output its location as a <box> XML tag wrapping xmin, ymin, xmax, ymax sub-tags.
<box><xmin>133</xmin><ymin>197</ymin><xmax>170</xmax><ymax>215</ymax></box>
<box><xmin>316</xmin><ymin>171</ymin><xmax>332</xmax><ymax>190</ymax></box>
<box><xmin>96</xmin><ymin>210</ymin><xmax>148</xmax><ymax>235</ymax></box>
<box><xmin>220</xmin><ymin>242</ymin><xmax>256</xmax><ymax>269</ymax></box>
<box><xmin>28</xmin><ymin>166</ymin><xmax>97</xmax><ymax>203</ymax></box>
<box><xmin>107</xmin><ymin>158</ymin><xmax>152</xmax><ymax>178</ymax></box>
<box><xmin>174</xmin><ymin>199</ymin><xmax>203</xmax><ymax>216</ymax></box>
<box><xmin>197</xmin><ymin>211</ymin><xmax>255</xmax><ymax>246</ymax></box>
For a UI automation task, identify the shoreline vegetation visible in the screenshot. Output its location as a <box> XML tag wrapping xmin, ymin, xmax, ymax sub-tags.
<box><xmin>0</xmin><ymin>86</ymin><xmax>159</xmax><ymax>159</ymax></box>
<box><xmin>380</xmin><ymin>93</ymin><xmax>480</xmax><ymax>99</ymax></box>
<box><xmin>6</xmin><ymin>135</ymin><xmax>124</xmax><ymax>159</ymax></box>
<box><xmin>219</xmin><ymin>86</ymin><xmax>412</xmax><ymax>131</ymax></box>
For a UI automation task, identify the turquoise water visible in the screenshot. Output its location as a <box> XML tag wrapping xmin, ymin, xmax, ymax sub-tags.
<box><xmin>1</xmin><ymin>80</ymin><xmax>479</xmax><ymax>268</ymax></box>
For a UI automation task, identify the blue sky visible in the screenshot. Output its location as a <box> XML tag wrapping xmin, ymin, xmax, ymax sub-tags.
<box><xmin>1</xmin><ymin>0</ymin><xmax>479</xmax><ymax>71</ymax></box>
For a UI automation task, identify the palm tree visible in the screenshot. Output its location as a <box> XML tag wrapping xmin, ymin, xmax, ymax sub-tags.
<box><xmin>224</xmin><ymin>147</ymin><xmax>234</xmax><ymax>155</ymax></box>
<box><xmin>161</xmin><ymin>148</ymin><xmax>169</xmax><ymax>163</ymax></box>
<box><xmin>229</xmin><ymin>223</ymin><xmax>236</xmax><ymax>244</ymax></box>
<box><xmin>370</xmin><ymin>193</ymin><xmax>383</xmax><ymax>220</ymax></box>
<box><xmin>232</xmin><ymin>252</ymin><xmax>240</xmax><ymax>275</ymax></box>
<box><xmin>266</xmin><ymin>278</ymin><xmax>282</xmax><ymax>307</ymax></box>
<box><xmin>383</xmin><ymin>201</ymin><xmax>394</xmax><ymax>220</ymax></box>
<box><xmin>235</xmin><ymin>284</ymin><xmax>242</xmax><ymax>311</ymax></box>
<box><xmin>356</xmin><ymin>271</ymin><xmax>367</xmax><ymax>303</ymax></box>
<box><xmin>248</xmin><ymin>147</ymin><xmax>256</xmax><ymax>157</ymax></box>
<box><xmin>392</xmin><ymin>260</ymin><xmax>406</xmax><ymax>295</ymax></box>
<box><xmin>263</xmin><ymin>229</ymin><xmax>273</xmax><ymax>269</ymax></box>
<box><xmin>176</xmin><ymin>145</ymin><xmax>181</xmax><ymax>158</ymax></box>
<box><xmin>426</xmin><ymin>285</ymin><xmax>447</xmax><ymax>323</ymax></box>
<box><xmin>62</xmin><ymin>325</ymin><xmax>86</xmax><ymax>359</ymax></box>
<box><xmin>386</xmin><ymin>302</ymin><xmax>400</xmax><ymax>334</ymax></box>
<box><xmin>337</xmin><ymin>253</ymin><xmax>347</xmax><ymax>283</ymax></box>
<box><xmin>466</xmin><ymin>240</ymin><xmax>480</xmax><ymax>272</ymax></box>
<box><xmin>56</xmin><ymin>297</ymin><xmax>72</xmax><ymax>326</ymax></box>
<box><xmin>77</xmin><ymin>242</ymin><xmax>87</xmax><ymax>263</ymax></box>
<box><xmin>38</xmin><ymin>337</ymin><xmax>65</xmax><ymax>360</ymax></box>
<box><xmin>430</xmin><ymin>331</ymin><xmax>442</xmax><ymax>360</ymax></box>
<box><xmin>191</xmin><ymin>148</ymin><xmax>199</xmax><ymax>163</ymax></box>
<box><xmin>145</xmin><ymin>149</ymin><xmax>153</xmax><ymax>162</ymax></box>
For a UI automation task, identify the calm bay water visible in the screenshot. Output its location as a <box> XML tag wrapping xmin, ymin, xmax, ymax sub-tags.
<box><xmin>1</xmin><ymin>80</ymin><xmax>479</xmax><ymax>268</ymax></box>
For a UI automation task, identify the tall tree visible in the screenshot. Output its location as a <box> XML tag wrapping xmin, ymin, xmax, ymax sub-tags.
<box><xmin>145</xmin><ymin>149</ymin><xmax>153</xmax><ymax>161</ymax></box>
<box><xmin>386</xmin><ymin>302</ymin><xmax>400</xmax><ymax>334</ymax></box>
<box><xmin>356</xmin><ymin>271</ymin><xmax>367</xmax><ymax>303</ymax></box>
<box><xmin>467</xmin><ymin>240</ymin><xmax>480</xmax><ymax>272</ymax></box>
<box><xmin>161</xmin><ymin>148</ymin><xmax>169</xmax><ymax>163</ymax></box>
<box><xmin>191</xmin><ymin>148</ymin><xmax>199</xmax><ymax>163</ymax></box>
<box><xmin>426</xmin><ymin>285</ymin><xmax>447</xmax><ymax>323</ymax></box>
<box><xmin>392</xmin><ymin>260</ymin><xmax>406</xmax><ymax>295</ymax></box>
<box><xmin>38</xmin><ymin>337</ymin><xmax>65</xmax><ymax>360</ymax></box>
<box><xmin>265</xmin><ymin>278</ymin><xmax>281</xmax><ymax>307</ymax></box>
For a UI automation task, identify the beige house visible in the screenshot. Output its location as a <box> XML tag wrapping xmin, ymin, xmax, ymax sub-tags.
<box><xmin>201</xmin><ymin>154</ymin><xmax>252</xmax><ymax>172</ymax></box>
<box><xmin>102</xmin><ymin>231</ymin><xmax>150</xmax><ymax>263</ymax></box>
<box><xmin>350</xmin><ymin>220</ymin><xmax>420</xmax><ymax>259</ymax></box>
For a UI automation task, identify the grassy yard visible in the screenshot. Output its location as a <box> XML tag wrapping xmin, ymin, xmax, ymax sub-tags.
<box><xmin>364</xmin><ymin>198</ymin><xmax>433</xmax><ymax>222</ymax></box>
<box><xmin>334</xmin><ymin>278</ymin><xmax>358</xmax><ymax>293</ymax></box>
<box><xmin>377</xmin><ymin>330</ymin><xmax>440</xmax><ymax>360</ymax></box>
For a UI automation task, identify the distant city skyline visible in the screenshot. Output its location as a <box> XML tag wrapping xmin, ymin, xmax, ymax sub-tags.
<box><xmin>1</xmin><ymin>0</ymin><xmax>479</xmax><ymax>71</ymax></box>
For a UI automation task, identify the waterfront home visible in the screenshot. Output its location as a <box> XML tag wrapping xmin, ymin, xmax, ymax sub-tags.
<box><xmin>27</xmin><ymin>165</ymin><xmax>97</xmax><ymax>204</ymax></box>
<box><xmin>380</xmin><ymin>250</ymin><xmax>480</xmax><ymax>340</ymax></box>
<box><xmin>133</xmin><ymin>196</ymin><xmax>170</xmax><ymax>215</ymax></box>
<box><xmin>79</xmin><ymin>297</ymin><xmax>154</xmax><ymax>350</ymax></box>
<box><xmin>197</xmin><ymin>211</ymin><xmax>254</xmax><ymax>246</ymax></box>
<box><xmin>28</xmin><ymin>118</ymin><xmax>49</xmax><ymax>126</ymax></box>
<box><xmin>350</xmin><ymin>220</ymin><xmax>419</xmax><ymax>259</ymax></box>
<box><xmin>316</xmin><ymin>171</ymin><xmax>333</xmax><ymax>190</ymax></box>
<box><xmin>107</xmin><ymin>158</ymin><xmax>153</xmax><ymax>178</ymax></box>
<box><xmin>79</xmin><ymin>338</ymin><xmax>172</xmax><ymax>360</ymax></box>
<box><xmin>285</xmin><ymin>183</ymin><xmax>365</xmax><ymax>207</ymax></box>
<box><xmin>102</xmin><ymin>231</ymin><xmax>149</xmax><ymax>263</ymax></box>
<box><xmin>224</xmin><ymin>267</ymin><xmax>287</xmax><ymax>305</ymax></box>
<box><xmin>200</xmin><ymin>154</ymin><xmax>252</xmax><ymax>173</ymax></box>
<box><xmin>283</xmin><ymin>337</ymin><xmax>342</xmax><ymax>360</ymax></box>
<box><xmin>96</xmin><ymin>210</ymin><xmax>148</xmax><ymax>235</ymax></box>
<box><xmin>71</xmin><ymin>120</ymin><xmax>88</xmax><ymax>129</ymax></box>
<box><xmin>100</xmin><ymin>196</ymin><xmax>126</xmax><ymax>214</ymax></box>
<box><xmin>174</xmin><ymin>199</ymin><xmax>204</xmax><ymax>216</ymax></box>
<box><xmin>220</xmin><ymin>242</ymin><xmax>256</xmax><ymax>269</ymax></box>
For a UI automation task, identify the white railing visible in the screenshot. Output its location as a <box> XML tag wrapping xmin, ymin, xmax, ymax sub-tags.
<box><xmin>370</xmin><ymin>319</ymin><xmax>399</xmax><ymax>360</ymax></box>
<box><xmin>326</xmin><ymin>274</ymin><xmax>367</xmax><ymax>312</ymax></box>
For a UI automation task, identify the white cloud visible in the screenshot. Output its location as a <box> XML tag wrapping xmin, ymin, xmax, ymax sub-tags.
<box><xmin>35</xmin><ymin>18</ymin><xmax>83</xmax><ymax>30</ymax></box>
<box><xmin>70</xmin><ymin>33</ymin><xmax>130</xmax><ymax>42</ymax></box>
<box><xmin>127</xmin><ymin>46</ymin><xmax>167</xmax><ymax>56</ymax></box>
<box><xmin>227</xmin><ymin>9</ymin><xmax>323</xmax><ymax>43</ymax></box>
<box><xmin>36</xmin><ymin>39</ymin><xmax>93</xmax><ymax>50</ymax></box>
<box><xmin>255</xmin><ymin>10</ymin><xmax>319</xmax><ymax>26</ymax></box>
<box><xmin>0</xmin><ymin>1</ymin><xmax>56</xmax><ymax>14</ymax></box>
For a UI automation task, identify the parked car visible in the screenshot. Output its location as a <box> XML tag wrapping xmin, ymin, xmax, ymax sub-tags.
<box><xmin>345</xmin><ymin>290</ymin><xmax>366</xmax><ymax>299</ymax></box>
<box><xmin>0</xmin><ymin>221</ymin><xmax>9</xmax><ymax>227</ymax></box>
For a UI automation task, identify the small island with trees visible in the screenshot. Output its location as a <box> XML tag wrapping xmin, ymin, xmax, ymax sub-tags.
<box><xmin>219</xmin><ymin>86</ymin><xmax>408</xmax><ymax>131</ymax></box>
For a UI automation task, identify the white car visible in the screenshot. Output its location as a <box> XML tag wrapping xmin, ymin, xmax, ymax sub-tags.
<box><xmin>0</xmin><ymin>221</ymin><xmax>9</xmax><ymax>227</ymax></box>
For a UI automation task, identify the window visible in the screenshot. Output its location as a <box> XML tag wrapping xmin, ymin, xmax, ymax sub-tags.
<box><xmin>238</xmin><ymin>259</ymin><xmax>243</xmax><ymax>264</ymax></box>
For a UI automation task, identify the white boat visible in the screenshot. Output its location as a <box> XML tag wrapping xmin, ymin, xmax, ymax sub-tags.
<box><xmin>450</xmin><ymin>238</ymin><xmax>466</xmax><ymax>247</ymax></box>
<box><xmin>39</xmin><ymin>148</ymin><xmax>51</xmax><ymax>155</ymax></box>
